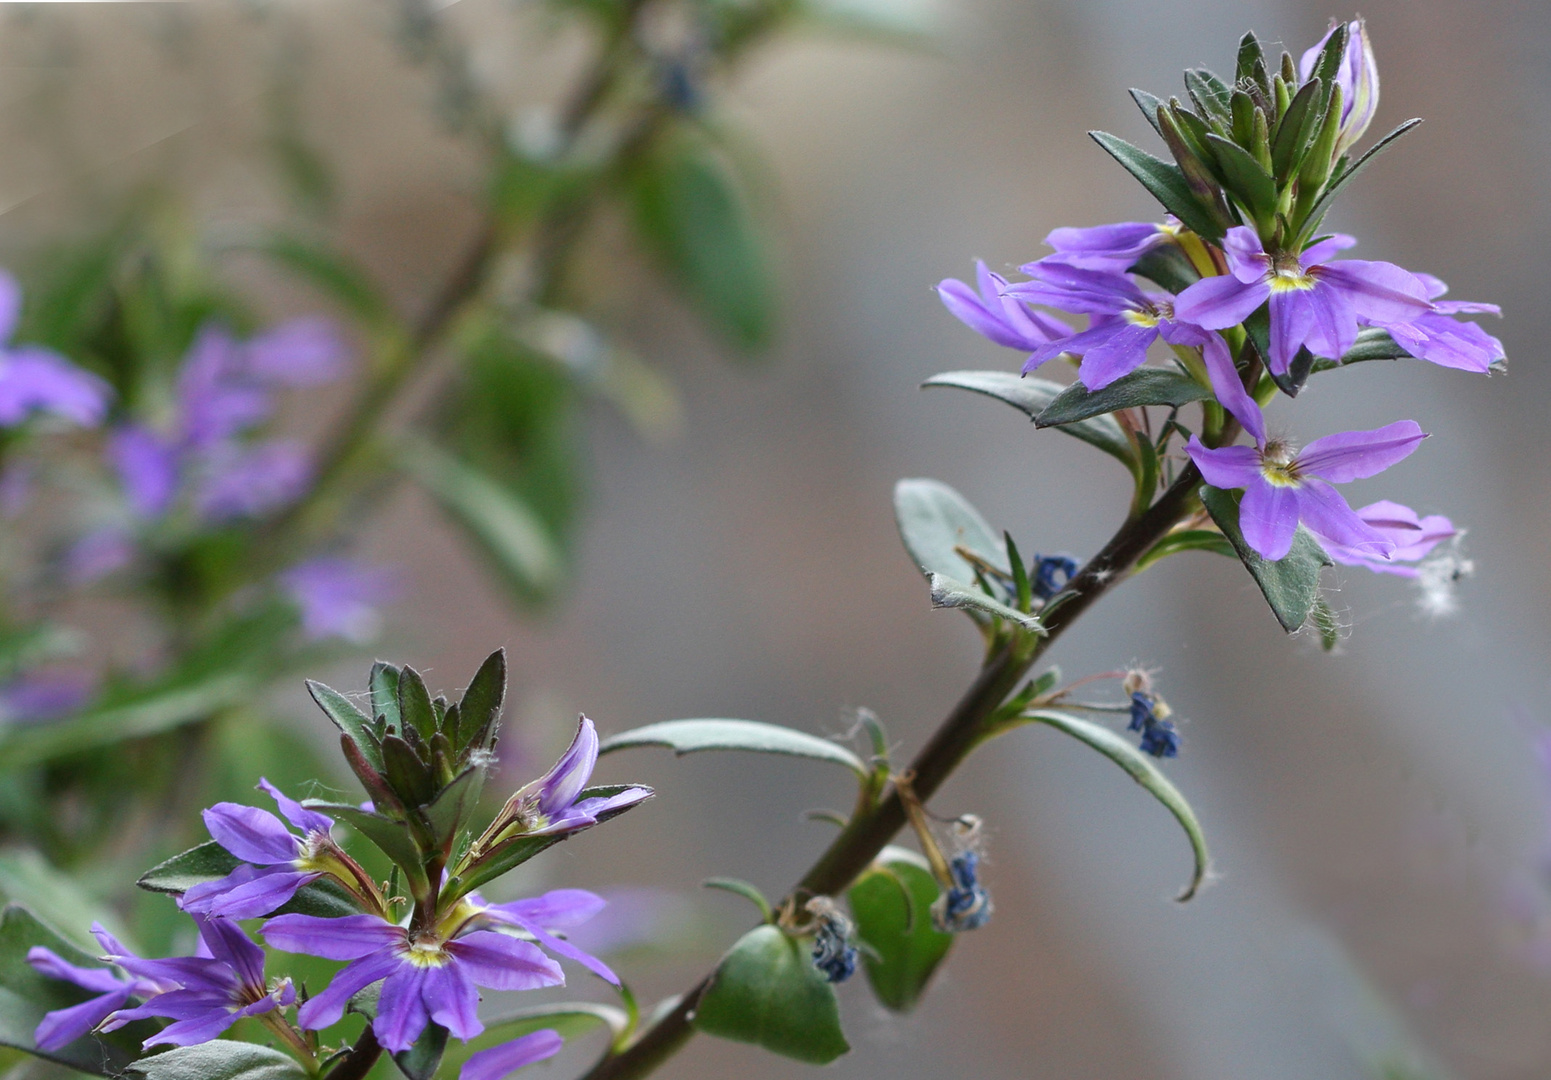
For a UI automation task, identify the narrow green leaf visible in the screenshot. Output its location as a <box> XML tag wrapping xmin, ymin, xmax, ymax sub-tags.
<box><xmin>451</xmin><ymin>785</ymin><xmax>647</xmax><ymax>897</ymax></box>
<box><xmin>253</xmin><ymin>234</ymin><xmax>396</xmax><ymax>330</ymax></box>
<box><xmin>892</xmin><ymin>477</ymin><xmax>1008</xmax><ymax>583</ymax></box>
<box><xmin>403</xmin><ymin>440</ymin><xmax>564</xmax><ymax>603</ymax></box>
<box><xmin>1035</xmin><ymin>368</ymin><xmax>1210</xmax><ymax>427</ymax></box>
<box><xmin>693</xmin><ymin>925</ymin><xmax>849</xmax><ymax>1064</ymax></box>
<box><xmin>598</xmin><ymin>719</ymin><xmax>865</xmax><ymax>777</ymax></box>
<box><xmin>456</xmin><ymin>649</ymin><xmax>506</xmax><ymax>751</ymax></box>
<box><xmin>1128</xmin><ymin>88</ymin><xmax>1168</xmax><ymax>139</ymax></box>
<box><xmin>1270</xmin><ymin>77</ymin><xmax>1324</xmax><ymax>182</ymax></box>
<box><xmin>393</xmin><ymin>1021</ymin><xmax>447</xmax><ymax>1080</ymax></box>
<box><xmin>1235</xmin><ymin>32</ymin><xmax>1271</xmax><ymax>100</ymax></box>
<box><xmin>1027</xmin><ymin>711</ymin><xmax>1209</xmax><ymax>901</ymax></box>
<box><xmin>1090</xmin><ymin>131</ymin><xmax>1223</xmax><ymax>241</ymax></box>
<box><xmin>927</xmin><ymin>574</ymin><xmax>1046</xmax><ymax>634</ymax></box>
<box><xmin>704</xmin><ymin>877</ymin><xmax>774</xmax><ymax>922</ymax></box>
<box><xmin>1200</xmin><ymin>485</ymin><xmax>1332</xmax><ymax>632</ymax></box>
<box><xmin>423</xmin><ymin>765</ymin><xmax>487</xmax><ymax>844</ymax></box>
<box><xmin>124</xmin><ymin>1042</ymin><xmax>310</xmax><ymax>1080</ymax></box>
<box><xmin>920</xmin><ymin>371</ymin><xmax>1135</xmax><ymax>468</ymax></box>
<box><xmin>1205</xmin><ymin>133</ymin><xmax>1277</xmax><ymax>222</ymax></box>
<box><xmin>306</xmin><ymin>680</ymin><xmax>382</xmax><ymax>770</ymax></box>
<box><xmin>482</xmin><ymin>1001</ymin><xmax>630</xmax><ymax>1042</ymax></box>
<box><xmin>1184</xmin><ymin>68</ymin><xmax>1234</xmax><ymax>124</ymax></box>
<box><xmin>370</xmin><ymin>662</ymin><xmax>401</xmax><ymax>729</ymax></box>
<box><xmin>396</xmin><ymin>666</ymin><xmax>437</xmax><ymax>743</ymax></box>
<box><xmin>848</xmin><ymin>848</ymin><xmax>953</xmax><ymax>1012</ymax></box>
<box><xmin>1135</xmin><ymin>529</ymin><xmax>1236</xmax><ymax>572</ymax></box>
<box><xmin>0</xmin><ymin>905</ymin><xmax>154</xmax><ymax>1075</ymax></box>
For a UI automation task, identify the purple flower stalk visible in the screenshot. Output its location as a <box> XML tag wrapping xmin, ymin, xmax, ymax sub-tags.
<box><xmin>100</xmin><ymin>915</ymin><xmax>294</xmax><ymax>1048</ymax></box>
<box><xmin>27</xmin><ymin>926</ymin><xmax>177</xmax><ymax>1051</ymax></box>
<box><xmin>461</xmin><ymin>1030</ymin><xmax>565</xmax><ymax>1080</ymax></box>
<box><xmin>452</xmin><ymin>888</ymin><xmax>620</xmax><ymax>984</ymax></box>
<box><xmin>1185</xmin><ymin>418</ymin><xmax>1428</xmax><ymax>561</ymax></box>
<box><xmin>1003</xmin><ymin>262</ymin><xmax>1214</xmax><ymax>390</ymax></box>
<box><xmin>262</xmin><ymin>911</ymin><xmax>565</xmax><ymax>1052</ymax></box>
<box><xmin>1323</xmin><ymin>500</ymin><xmax>1456</xmax><ymax>577</ymax></box>
<box><xmin>935</xmin><ymin>260</ymin><xmax>1069</xmax><ymax>353</ymax></box>
<box><xmin>181</xmin><ymin>780</ymin><xmax>343</xmax><ymax>919</ymax></box>
<box><xmin>1299</xmin><ymin>19</ymin><xmax>1379</xmax><ymax>157</ymax></box>
<box><xmin>279</xmin><ymin>557</ymin><xmax>399</xmax><ymax>642</ymax></box>
<box><xmin>0</xmin><ymin>272</ymin><xmax>109</xmax><ymax>428</ymax></box>
<box><xmin>1173</xmin><ymin>228</ymin><xmax>1431</xmax><ymax>375</ymax></box>
<box><xmin>494</xmin><ymin>716</ymin><xmax>652</xmax><ymax>840</ymax></box>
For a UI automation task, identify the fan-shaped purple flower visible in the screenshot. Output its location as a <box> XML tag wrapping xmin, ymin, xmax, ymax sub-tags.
<box><xmin>1038</xmin><ymin>220</ymin><xmax>1178</xmax><ymax>271</ymax></box>
<box><xmin>181</xmin><ymin>779</ymin><xmax>338</xmax><ymax>919</ymax></box>
<box><xmin>499</xmin><ymin>716</ymin><xmax>651</xmax><ymax>839</ymax></box>
<box><xmin>453</xmin><ymin>888</ymin><xmax>619</xmax><ymax>984</ymax></box>
<box><xmin>27</xmin><ymin>925</ymin><xmax>177</xmax><ymax>1051</ymax></box>
<box><xmin>1323</xmin><ymin>500</ymin><xmax>1455</xmax><ymax>577</ymax></box>
<box><xmin>935</xmin><ymin>260</ymin><xmax>1069</xmax><ymax>352</ymax></box>
<box><xmin>1374</xmin><ymin>273</ymin><xmax>1504</xmax><ymax>373</ymax></box>
<box><xmin>0</xmin><ymin>272</ymin><xmax>109</xmax><ymax>428</ymax></box>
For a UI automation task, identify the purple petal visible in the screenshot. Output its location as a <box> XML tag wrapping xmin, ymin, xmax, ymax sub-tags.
<box><xmin>189</xmin><ymin>868</ymin><xmax>318</xmax><ymax>921</ymax></box>
<box><xmin>424</xmin><ymin>963</ymin><xmax>483</xmax><ymax>1041</ymax></box>
<box><xmin>262</xmin><ymin>913</ymin><xmax>401</xmax><ymax>960</ymax></box>
<box><xmin>1302</xmin><ymin>280</ymin><xmax>1359</xmax><ymax>361</ymax></box>
<box><xmin>1267</xmin><ymin>287</ymin><xmax>1316</xmax><ymax>374</ymax></box>
<box><xmin>0</xmin><ymin>271</ymin><xmax>20</xmax><ymax>344</ymax></box>
<box><xmin>1044</xmin><ymin>221</ymin><xmax>1163</xmax><ymax>266</ymax></box>
<box><xmin>1239</xmin><ymin>480</ymin><xmax>1300</xmax><ymax>561</ymax></box>
<box><xmin>1313</xmin><ymin>260</ymin><xmax>1432</xmax><ymax>324</ymax></box>
<box><xmin>258</xmin><ymin>778</ymin><xmax>334</xmax><ymax>836</ymax></box>
<box><xmin>937</xmin><ymin>273</ymin><xmax>1036</xmax><ymax>351</ymax></box>
<box><xmin>1075</xmin><ymin>322</ymin><xmax>1158</xmax><ymax>390</ymax></box>
<box><xmin>142</xmin><ymin>1003</ymin><xmax>243</xmax><ymax>1048</ymax></box>
<box><xmin>506</xmin><ymin>915</ymin><xmax>619</xmax><ymax>985</ymax></box>
<box><xmin>460</xmin><ymin>1031</ymin><xmax>566</xmax><ymax>1080</ymax></box>
<box><xmin>1293</xmin><ymin>482</ymin><xmax>1394</xmax><ymax>557</ymax></box>
<box><xmin>493</xmin><ymin>889</ymin><xmax>608</xmax><ymax>930</ymax></box>
<box><xmin>375</xmin><ymin>966</ymin><xmax>432</xmax><ymax>1053</ymax></box>
<box><xmin>195</xmin><ymin>439</ymin><xmax>311</xmax><ymax>522</ymax></box>
<box><xmin>1220</xmin><ymin>227</ymin><xmax>1270</xmax><ymax>284</ymax></box>
<box><xmin>1432</xmin><ymin>298</ymin><xmax>1501</xmax><ymax>316</ymax></box>
<box><xmin>27</xmin><ymin>948</ymin><xmax>124</xmax><ymax>994</ymax></box>
<box><xmin>535</xmin><ymin>716</ymin><xmax>599</xmax><ymax>818</ymax></box>
<box><xmin>1300</xmin><ymin>234</ymin><xmax>1358</xmax><ymax>265</ymax></box>
<box><xmin>1296</xmin><ymin>420</ymin><xmax>1427</xmax><ymax>483</ymax></box>
<box><xmin>244</xmin><ymin>318</ymin><xmax>351</xmax><ymax>386</ymax></box>
<box><xmin>1199</xmin><ymin>335</ymin><xmax>1265</xmax><ymax>444</ymax></box>
<box><xmin>1388</xmin><ymin>313</ymin><xmax>1502</xmax><ymax>373</ymax></box>
<box><xmin>0</xmin><ymin>348</ymin><xmax>111</xmax><ymax>427</ymax></box>
<box><xmin>34</xmin><ymin>988</ymin><xmax>134</xmax><ymax>1052</ymax></box>
<box><xmin>296</xmin><ymin>949</ymin><xmax>401</xmax><ymax>1031</ymax></box>
<box><xmin>1354</xmin><ymin>500</ymin><xmax>1455</xmax><ymax>561</ymax></box>
<box><xmin>202</xmin><ymin>802</ymin><xmax>299</xmax><ymax>865</ymax></box>
<box><xmin>567</xmin><ymin>787</ymin><xmax>652</xmax><ymax>818</ymax></box>
<box><xmin>1173</xmin><ymin>274</ymin><xmax>1268</xmax><ymax>330</ymax></box>
<box><xmin>193</xmin><ymin>916</ymin><xmax>266</xmax><ymax>992</ymax></box>
<box><xmin>105</xmin><ymin>954</ymin><xmax>232</xmax><ymax>995</ymax></box>
<box><xmin>278</xmin><ymin>558</ymin><xmax>399</xmax><ymax>642</ymax></box>
<box><xmin>1183</xmin><ymin>437</ymin><xmax>1263</xmax><ymax>490</ymax></box>
<box><xmin>110</xmin><ymin>426</ymin><xmax>180</xmax><ymax>519</ymax></box>
<box><xmin>446</xmin><ymin>932</ymin><xmax>565</xmax><ymax>991</ymax></box>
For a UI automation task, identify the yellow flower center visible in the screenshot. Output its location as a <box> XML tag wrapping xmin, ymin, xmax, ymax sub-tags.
<box><xmin>1267</xmin><ymin>256</ymin><xmax>1315</xmax><ymax>293</ymax></box>
<box><xmin>404</xmin><ymin>937</ymin><xmax>451</xmax><ymax>968</ymax></box>
<box><xmin>1121</xmin><ymin>308</ymin><xmax>1161</xmax><ymax>328</ymax></box>
<box><xmin>1258</xmin><ymin>440</ymin><xmax>1303</xmax><ymax>487</ymax></box>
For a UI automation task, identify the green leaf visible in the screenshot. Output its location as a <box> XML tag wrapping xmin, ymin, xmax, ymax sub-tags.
<box><xmin>1128</xmin><ymin>88</ymin><xmax>1168</xmax><ymax>139</ymax></box>
<box><xmin>124</xmin><ymin>1042</ymin><xmax>310</xmax><ymax>1080</ymax></box>
<box><xmin>1026</xmin><ymin>712</ymin><xmax>1208</xmax><ymax>901</ymax></box>
<box><xmin>402</xmin><ymin>440</ymin><xmax>564</xmax><ymax>604</ymax></box>
<box><xmin>692</xmin><ymin>925</ymin><xmax>849</xmax><ymax>1064</ymax></box>
<box><xmin>1204</xmin><ymin>133</ymin><xmax>1277</xmax><ymax>223</ymax></box>
<box><xmin>598</xmin><ymin>719</ymin><xmax>865</xmax><ymax>778</ymax></box>
<box><xmin>704</xmin><ymin>878</ymin><xmax>774</xmax><ymax>922</ymax></box>
<box><xmin>370</xmin><ymin>662</ymin><xmax>402</xmax><ymax>728</ymax></box>
<box><xmin>1135</xmin><ymin>528</ymin><xmax>1236</xmax><ymax>572</ymax></box>
<box><xmin>306</xmin><ymin>680</ymin><xmax>382</xmax><ymax>770</ymax></box>
<box><xmin>1200</xmin><ymin>485</ymin><xmax>1332</xmax><ymax>633</ymax></box>
<box><xmin>423</xmin><ymin>765</ymin><xmax>487</xmax><ymax>844</ymax></box>
<box><xmin>456</xmin><ymin>649</ymin><xmax>506</xmax><ymax>751</ymax></box>
<box><xmin>0</xmin><ymin>904</ymin><xmax>154</xmax><ymax>1075</ymax></box>
<box><xmin>396</xmin><ymin>666</ymin><xmax>437</xmax><ymax>743</ymax></box>
<box><xmin>252</xmin><ymin>233</ymin><xmax>396</xmax><ymax>330</ymax></box>
<box><xmin>0</xmin><ymin>848</ymin><xmax>130</xmax><ymax>954</ymax></box>
<box><xmin>1090</xmin><ymin>131</ymin><xmax>1223</xmax><ymax>241</ymax></box>
<box><xmin>848</xmin><ymin>847</ymin><xmax>954</xmax><ymax>1012</ymax></box>
<box><xmin>892</xmin><ymin>477</ymin><xmax>1008</xmax><ymax>584</ymax></box>
<box><xmin>920</xmin><ymin>371</ymin><xmax>1135</xmax><ymax>467</ymax></box>
<box><xmin>1184</xmin><ymin>68</ymin><xmax>1234</xmax><ymax>124</ymax></box>
<box><xmin>631</xmin><ymin>127</ymin><xmax>776</xmax><ymax>353</ymax></box>
<box><xmin>452</xmin><ymin>785</ymin><xmax>647</xmax><ymax>898</ymax></box>
<box><xmin>393</xmin><ymin>1021</ymin><xmax>447</xmax><ymax>1080</ymax></box>
<box><xmin>1299</xmin><ymin>119</ymin><xmax>1423</xmax><ymax>239</ymax></box>
<box><xmin>1129</xmin><ymin>244</ymin><xmax>1200</xmax><ymax>294</ymax></box>
<box><xmin>1035</xmin><ymin>368</ymin><xmax>1210</xmax><ymax>427</ymax></box>
<box><xmin>136</xmin><ymin>841</ymin><xmax>365</xmax><ymax>918</ymax></box>
<box><xmin>1235</xmin><ymin>32</ymin><xmax>1271</xmax><ymax>99</ymax></box>
<box><xmin>1314</xmin><ymin>326</ymin><xmax>1412</xmax><ymax>370</ymax></box>
<box><xmin>1270</xmin><ymin>77</ymin><xmax>1324</xmax><ymax>182</ymax></box>
<box><xmin>483</xmin><ymin>1001</ymin><xmax>629</xmax><ymax>1042</ymax></box>
<box><xmin>927</xmin><ymin>574</ymin><xmax>1046</xmax><ymax>634</ymax></box>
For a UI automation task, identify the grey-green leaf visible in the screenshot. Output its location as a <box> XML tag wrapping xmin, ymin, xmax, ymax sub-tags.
<box><xmin>1035</xmin><ymin>368</ymin><xmax>1210</xmax><ymax>427</ymax></box>
<box><xmin>892</xmin><ymin>477</ymin><xmax>1008</xmax><ymax>583</ymax></box>
<box><xmin>457</xmin><ymin>649</ymin><xmax>506</xmax><ymax>750</ymax></box>
<box><xmin>304</xmin><ymin>805</ymin><xmax>429</xmax><ymax>895</ymax></box>
<box><xmin>847</xmin><ymin>847</ymin><xmax>954</xmax><ymax>1012</ymax></box>
<box><xmin>393</xmin><ymin>1021</ymin><xmax>447</xmax><ymax>1080</ymax></box>
<box><xmin>920</xmin><ymin>371</ymin><xmax>1135</xmax><ymax>467</ymax></box>
<box><xmin>1026</xmin><ymin>711</ymin><xmax>1208</xmax><ymax>901</ymax></box>
<box><xmin>483</xmin><ymin>1001</ymin><xmax>630</xmax><ymax>1042</ymax></box>
<box><xmin>124</xmin><ymin>1042</ymin><xmax>310</xmax><ymax>1080</ymax></box>
<box><xmin>692</xmin><ymin>924</ymin><xmax>850</xmax><ymax>1064</ymax></box>
<box><xmin>306</xmin><ymin>679</ymin><xmax>382</xmax><ymax>770</ymax></box>
<box><xmin>1200</xmin><ymin>485</ymin><xmax>1332</xmax><ymax>633</ymax></box>
<box><xmin>598</xmin><ymin>719</ymin><xmax>865</xmax><ymax>777</ymax></box>
<box><xmin>927</xmin><ymin>574</ymin><xmax>1046</xmax><ymax>634</ymax></box>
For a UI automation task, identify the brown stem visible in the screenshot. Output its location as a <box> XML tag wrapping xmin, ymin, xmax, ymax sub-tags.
<box><xmin>579</xmin><ymin>464</ymin><xmax>1204</xmax><ymax>1080</ymax></box>
<box><xmin>322</xmin><ymin>1027</ymin><xmax>381</xmax><ymax>1080</ymax></box>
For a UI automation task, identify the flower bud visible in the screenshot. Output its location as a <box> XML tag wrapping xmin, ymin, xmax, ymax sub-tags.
<box><xmin>1300</xmin><ymin>18</ymin><xmax>1379</xmax><ymax>157</ymax></box>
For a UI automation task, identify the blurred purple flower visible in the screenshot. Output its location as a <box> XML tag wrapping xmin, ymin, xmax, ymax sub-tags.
<box><xmin>195</xmin><ymin>440</ymin><xmax>311</xmax><ymax>522</ymax></box>
<box><xmin>461</xmin><ymin>1030</ymin><xmax>564</xmax><ymax>1080</ymax></box>
<box><xmin>110</xmin><ymin>427</ymin><xmax>180</xmax><ymax>519</ymax></box>
<box><xmin>27</xmin><ymin>925</ymin><xmax>177</xmax><ymax>1051</ymax></box>
<box><xmin>101</xmin><ymin>915</ymin><xmax>293</xmax><ymax>1048</ymax></box>
<box><xmin>0</xmin><ymin>670</ymin><xmax>94</xmax><ymax>724</ymax></box>
<box><xmin>935</xmin><ymin>260</ymin><xmax>1070</xmax><ymax>353</ymax></box>
<box><xmin>176</xmin><ymin>326</ymin><xmax>271</xmax><ymax>450</ymax></box>
<box><xmin>0</xmin><ymin>272</ymin><xmax>109</xmax><ymax>428</ymax></box>
<box><xmin>1323</xmin><ymin>501</ymin><xmax>1456</xmax><ymax>577</ymax></box>
<box><xmin>244</xmin><ymin>317</ymin><xmax>351</xmax><ymax>386</ymax></box>
<box><xmin>181</xmin><ymin>779</ymin><xmax>338</xmax><ymax>919</ymax></box>
<box><xmin>62</xmin><ymin>528</ymin><xmax>135</xmax><ymax>585</ymax></box>
<box><xmin>279</xmin><ymin>558</ymin><xmax>399</xmax><ymax>642</ymax></box>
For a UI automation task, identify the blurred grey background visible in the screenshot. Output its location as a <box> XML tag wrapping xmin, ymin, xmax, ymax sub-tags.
<box><xmin>4</xmin><ymin>1</ymin><xmax>1551</xmax><ymax>1077</ymax></box>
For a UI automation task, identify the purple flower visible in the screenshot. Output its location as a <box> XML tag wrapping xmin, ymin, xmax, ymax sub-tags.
<box><xmin>194</xmin><ymin>439</ymin><xmax>311</xmax><ymax>522</ymax></box>
<box><xmin>262</xmin><ymin>911</ymin><xmax>565</xmax><ymax>1052</ymax></box>
<box><xmin>461</xmin><ymin>1030</ymin><xmax>564</xmax><ymax>1080</ymax></box>
<box><xmin>177</xmin><ymin>326</ymin><xmax>272</xmax><ymax>450</ymax></box>
<box><xmin>63</xmin><ymin>528</ymin><xmax>136</xmax><ymax>585</ymax></box>
<box><xmin>110</xmin><ymin>427</ymin><xmax>180</xmax><ymax>519</ymax></box>
<box><xmin>1324</xmin><ymin>500</ymin><xmax>1456</xmax><ymax>577</ymax></box>
<box><xmin>1173</xmin><ymin>228</ymin><xmax>1431</xmax><ymax>375</ymax></box>
<box><xmin>27</xmin><ymin>926</ymin><xmax>176</xmax><ymax>1051</ymax></box>
<box><xmin>279</xmin><ymin>558</ymin><xmax>399</xmax><ymax>642</ymax></box>
<box><xmin>935</xmin><ymin>260</ymin><xmax>1069</xmax><ymax>352</ymax></box>
<box><xmin>181</xmin><ymin>779</ymin><xmax>339</xmax><ymax>919</ymax></box>
<box><xmin>0</xmin><ymin>670</ymin><xmax>94</xmax><ymax>724</ymax></box>
<box><xmin>243</xmin><ymin>317</ymin><xmax>351</xmax><ymax>386</ymax></box>
<box><xmin>0</xmin><ymin>272</ymin><xmax>110</xmax><ymax>428</ymax></box>
<box><xmin>1039</xmin><ymin>220</ymin><xmax>1178</xmax><ymax>271</ymax></box>
<box><xmin>1299</xmin><ymin>19</ymin><xmax>1379</xmax><ymax>157</ymax></box>
<box><xmin>100</xmin><ymin>915</ymin><xmax>294</xmax><ymax>1048</ymax></box>
<box><xmin>1376</xmin><ymin>273</ymin><xmax>1505</xmax><ymax>373</ymax></box>
<box><xmin>499</xmin><ymin>716</ymin><xmax>652</xmax><ymax>839</ymax></box>
<box><xmin>452</xmin><ymin>888</ymin><xmax>619</xmax><ymax>985</ymax></box>
<box><xmin>1003</xmin><ymin>263</ymin><xmax>1214</xmax><ymax>390</ymax></box>
<box><xmin>1185</xmin><ymin>419</ymin><xmax>1428</xmax><ymax>561</ymax></box>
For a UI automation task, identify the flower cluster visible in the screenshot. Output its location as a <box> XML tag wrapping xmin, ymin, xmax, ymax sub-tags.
<box><xmin>937</xmin><ymin>19</ymin><xmax>1495</xmax><ymax>574</ymax></box>
<box><xmin>26</xmin><ymin>653</ymin><xmax>652</xmax><ymax>1077</ymax></box>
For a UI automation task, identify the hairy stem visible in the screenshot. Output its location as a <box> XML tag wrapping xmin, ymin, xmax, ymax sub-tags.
<box><xmin>322</xmin><ymin>1027</ymin><xmax>381</xmax><ymax>1080</ymax></box>
<box><xmin>580</xmin><ymin>464</ymin><xmax>1205</xmax><ymax>1080</ymax></box>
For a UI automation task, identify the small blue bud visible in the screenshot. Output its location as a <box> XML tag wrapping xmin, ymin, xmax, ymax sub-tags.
<box><xmin>1032</xmin><ymin>554</ymin><xmax>1079</xmax><ymax>600</ymax></box>
<box><xmin>1127</xmin><ymin>688</ymin><xmax>1180</xmax><ymax>757</ymax></box>
<box><xmin>808</xmin><ymin>901</ymin><xmax>859</xmax><ymax>983</ymax></box>
<box><xmin>934</xmin><ymin>850</ymin><xmax>993</xmax><ymax>932</ymax></box>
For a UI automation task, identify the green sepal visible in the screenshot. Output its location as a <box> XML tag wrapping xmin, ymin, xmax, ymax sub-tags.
<box><xmin>920</xmin><ymin>371</ymin><xmax>1136</xmax><ymax>469</ymax></box>
<box><xmin>1089</xmin><ymin>131</ymin><xmax>1224</xmax><ymax>241</ymax></box>
<box><xmin>692</xmin><ymin>925</ymin><xmax>849</xmax><ymax>1064</ymax></box>
<box><xmin>1035</xmin><ymin>368</ymin><xmax>1210</xmax><ymax>428</ymax></box>
<box><xmin>1200</xmin><ymin>486</ymin><xmax>1332</xmax><ymax>633</ymax></box>
<box><xmin>598</xmin><ymin>719</ymin><xmax>865</xmax><ymax>777</ymax></box>
<box><xmin>457</xmin><ymin>649</ymin><xmax>506</xmax><ymax>753</ymax></box>
<box><xmin>847</xmin><ymin>847</ymin><xmax>954</xmax><ymax>1012</ymax></box>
